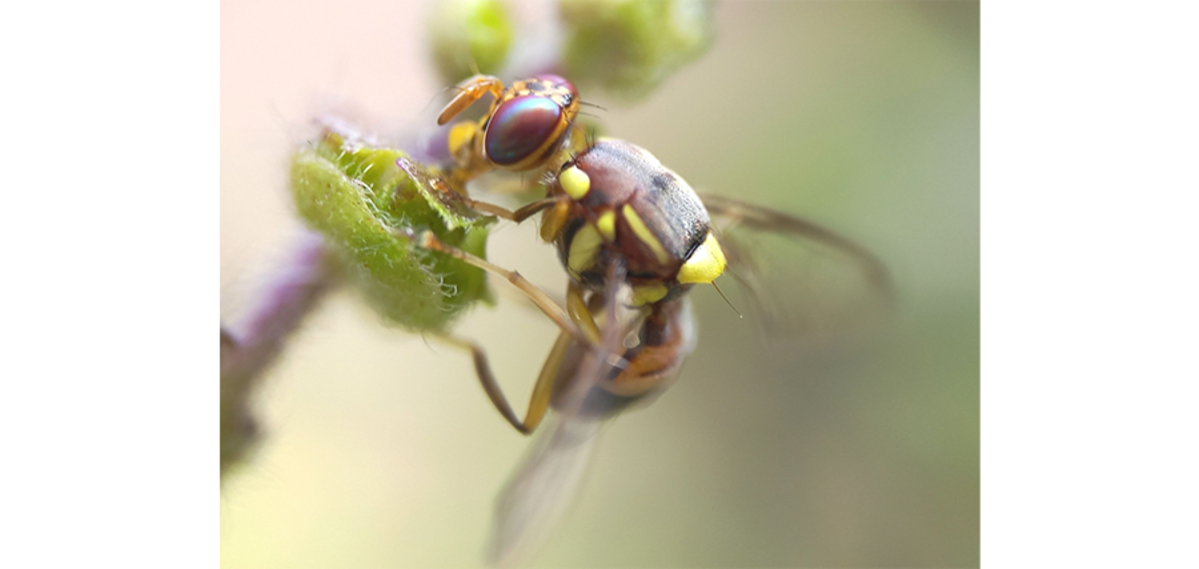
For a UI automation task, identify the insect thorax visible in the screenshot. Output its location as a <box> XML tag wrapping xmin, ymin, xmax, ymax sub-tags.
<box><xmin>552</xmin><ymin>139</ymin><xmax>713</xmax><ymax>304</ymax></box>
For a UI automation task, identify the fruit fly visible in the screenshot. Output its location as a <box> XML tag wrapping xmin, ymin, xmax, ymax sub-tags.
<box><xmin>395</xmin><ymin>76</ymin><xmax>891</xmax><ymax>564</ymax></box>
<box><xmin>431</xmin><ymin>73</ymin><xmax>587</xmax><ymax>195</ymax></box>
<box><xmin>403</xmin><ymin>139</ymin><xmax>890</xmax><ymax>563</ymax></box>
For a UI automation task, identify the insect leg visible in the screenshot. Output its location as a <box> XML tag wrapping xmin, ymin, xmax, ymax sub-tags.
<box><xmin>437</xmin><ymin>75</ymin><xmax>505</xmax><ymax>126</ymax></box>
<box><xmin>406</xmin><ymin>229</ymin><xmax>592</xmax><ymax>347</ymax></box>
<box><xmin>566</xmin><ymin>280</ymin><xmax>602</xmax><ymax>345</ymax></box>
<box><xmin>455</xmin><ymin>196</ymin><xmax>560</xmax><ymax>223</ymax></box>
<box><xmin>432</xmin><ymin>331</ymin><xmax>573</xmax><ymax>435</ymax></box>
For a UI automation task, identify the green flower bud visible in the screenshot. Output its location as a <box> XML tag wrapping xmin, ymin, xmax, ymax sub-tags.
<box><xmin>290</xmin><ymin>125</ymin><xmax>493</xmax><ymax>331</ymax></box>
<box><xmin>430</xmin><ymin>0</ymin><xmax>514</xmax><ymax>83</ymax></box>
<box><xmin>560</xmin><ymin>0</ymin><xmax>715</xmax><ymax>98</ymax></box>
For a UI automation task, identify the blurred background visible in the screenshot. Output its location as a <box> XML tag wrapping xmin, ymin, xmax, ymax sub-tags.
<box><xmin>221</xmin><ymin>1</ymin><xmax>978</xmax><ymax>567</ymax></box>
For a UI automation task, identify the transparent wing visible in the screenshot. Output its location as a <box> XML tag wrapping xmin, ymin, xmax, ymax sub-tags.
<box><xmin>701</xmin><ymin>193</ymin><xmax>894</xmax><ymax>345</ymax></box>
<box><xmin>488</xmin><ymin>264</ymin><xmax>634</xmax><ymax>567</ymax></box>
<box><xmin>487</xmin><ymin>411</ymin><xmax>603</xmax><ymax>567</ymax></box>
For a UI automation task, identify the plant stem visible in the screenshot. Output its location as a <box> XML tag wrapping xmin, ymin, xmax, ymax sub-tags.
<box><xmin>220</xmin><ymin>230</ymin><xmax>337</xmax><ymax>479</ymax></box>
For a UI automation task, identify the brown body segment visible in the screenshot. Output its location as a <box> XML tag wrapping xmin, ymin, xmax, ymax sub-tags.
<box><xmin>546</xmin><ymin>139</ymin><xmax>712</xmax><ymax>289</ymax></box>
<box><xmin>548</xmin><ymin>296</ymin><xmax>696</xmax><ymax>417</ymax></box>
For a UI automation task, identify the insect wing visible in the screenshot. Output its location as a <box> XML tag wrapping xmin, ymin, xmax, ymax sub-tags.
<box><xmin>488</xmin><ymin>265</ymin><xmax>633</xmax><ymax>566</ymax></box>
<box><xmin>701</xmin><ymin>193</ymin><xmax>893</xmax><ymax>345</ymax></box>
<box><xmin>487</xmin><ymin>411</ymin><xmax>603</xmax><ymax>566</ymax></box>
<box><xmin>487</xmin><ymin>327</ymin><xmax>627</xmax><ymax>566</ymax></box>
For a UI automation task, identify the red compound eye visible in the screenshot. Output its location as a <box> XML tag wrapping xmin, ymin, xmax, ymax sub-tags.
<box><xmin>485</xmin><ymin>95</ymin><xmax>564</xmax><ymax>167</ymax></box>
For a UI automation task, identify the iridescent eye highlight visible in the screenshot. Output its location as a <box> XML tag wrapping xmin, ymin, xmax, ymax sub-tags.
<box><xmin>484</xmin><ymin>96</ymin><xmax>564</xmax><ymax>167</ymax></box>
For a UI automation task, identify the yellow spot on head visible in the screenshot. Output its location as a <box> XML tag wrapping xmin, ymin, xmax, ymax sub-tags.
<box><xmin>621</xmin><ymin>205</ymin><xmax>669</xmax><ymax>264</ymax></box>
<box><xmin>567</xmin><ymin>223</ymin><xmax>603</xmax><ymax>275</ymax></box>
<box><xmin>677</xmin><ymin>232</ymin><xmax>727</xmax><ymax>284</ymax></box>
<box><xmin>596</xmin><ymin>210</ymin><xmax>616</xmax><ymax>241</ymax></box>
<box><xmin>447</xmin><ymin>122</ymin><xmax>479</xmax><ymax>157</ymax></box>
<box><xmin>631</xmin><ymin>283</ymin><xmax>669</xmax><ymax>306</ymax></box>
<box><xmin>559</xmin><ymin>165</ymin><xmax>591</xmax><ymax>200</ymax></box>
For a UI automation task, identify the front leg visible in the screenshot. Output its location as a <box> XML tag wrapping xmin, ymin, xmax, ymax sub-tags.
<box><xmin>437</xmin><ymin>74</ymin><xmax>505</xmax><ymax>126</ymax></box>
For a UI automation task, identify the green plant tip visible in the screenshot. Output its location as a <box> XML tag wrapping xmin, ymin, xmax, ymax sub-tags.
<box><xmin>430</xmin><ymin>0</ymin><xmax>514</xmax><ymax>83</ymax></box>
<box><xmin>290</xmin><ymin>125</ymin><xmax>494</xmax><ymax>331</ymax></box>
<box><xmin>560</xmin><ymin>0</ymin><xmax>715</xmax><ymax>99</ymax></box>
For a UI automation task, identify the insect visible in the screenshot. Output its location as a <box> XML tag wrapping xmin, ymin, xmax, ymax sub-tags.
<box><xmin>397</xmin><ymin>77</ymin><xmax>892</xmax><ymax>564</ymax></box>
<box><xmin>406</xmin><ymin>150</ymin><xmax>890</xmax><ymax>563</ymax></box>
<box><xmin>431</xmin><ymin>73</ymin><xmax>588</xmax><ymax>195</ymax></box>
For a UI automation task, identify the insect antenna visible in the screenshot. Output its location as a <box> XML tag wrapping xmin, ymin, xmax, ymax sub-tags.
<box><xmin>711</xmin><ymin>280</ymin><xmax>743</xmax><ymax>319</ymax></box>
<box><xmin>578</xmin><ymin>101</ymin><xmax>607</xmax><ymax>111</ymax></box>
<box><xmin>563</xmin><ymin>117</ymin><xmax>595</xmax><ymax>152</ymax></box>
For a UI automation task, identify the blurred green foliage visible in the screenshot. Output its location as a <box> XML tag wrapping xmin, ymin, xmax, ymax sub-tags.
<box><xmin>560</xmin><ymin>0</ymin><xmax>714</xmax><ymax>98</ymax></box>
<box><xmin>429</xmin><ymin>0</ymin><xmax>514</xmax><ymax>83</ymax></box>
<box><xmin>427</xmin><ymin>0</ymin><xmax>715</xmax><ymax>99</ymax></box>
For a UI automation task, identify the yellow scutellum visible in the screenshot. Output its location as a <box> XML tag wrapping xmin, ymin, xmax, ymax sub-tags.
<box><xmin>677</xmin><ymin>232</ymin><xmax>726</xmax><ymax>284</ymax></box>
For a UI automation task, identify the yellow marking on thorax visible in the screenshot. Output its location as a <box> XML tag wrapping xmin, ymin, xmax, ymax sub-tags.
<box><xmin>567</xmin><ymin>223</ymin><xmax>603</xmax><ymax>275</ymax></box>
<box><xmin>676</xmin><ymin>232</ymin><xmax>727</xmax><ymax>284</ymax></box>
<box><xmin>631</xmin><ymin>283</ymin><xmax>669</xmax><ymax>306</ymax></box>
<box><xmin>621</xmin><ymin>205</ymin><xmax>669</xmax><ymax>264</ymax></box>
<box><xmin>559</xmin><ymin>165</ymin><xmax>591</xmax><ymax>199</ymax></box>
<box><xmin>540</xmin><ymin>200</ymin><xmax>571</xmax><ymax>242</ymax></box>
<box><xmin>447</xmin><ymin>122</ymin><xmax>480</xmax><ymax>157</ymax></box>
<box><xmin>596</xmin><ymin>210</ymin><xmax>616</xmax><ymax>241</ymax></box>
